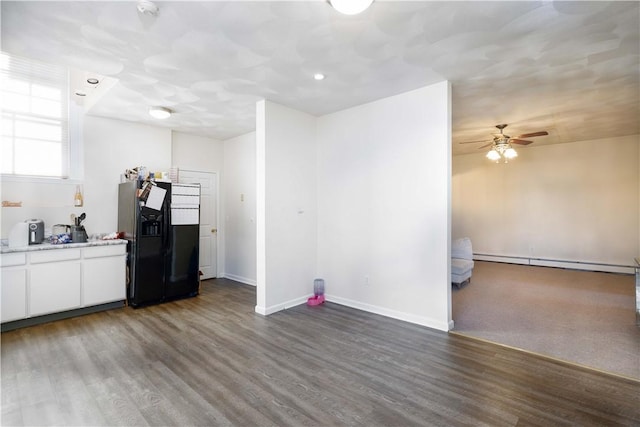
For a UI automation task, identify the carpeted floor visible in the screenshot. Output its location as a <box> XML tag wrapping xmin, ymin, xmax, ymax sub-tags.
<box><xmin>452</xmin><ymin>261</ymin><xmax>640</xmax><ymax>380</ymax></box>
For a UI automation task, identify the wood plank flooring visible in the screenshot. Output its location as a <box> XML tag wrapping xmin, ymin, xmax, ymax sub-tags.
<box><xmin>2</xmin><ymin>278</ymin><xmax>639</xmax><ymax>426</ymax></box>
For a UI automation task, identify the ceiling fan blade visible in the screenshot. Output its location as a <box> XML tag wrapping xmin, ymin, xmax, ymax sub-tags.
<box><xmin>514</xmin><ymin>131</ymin><xmax>548</xmax><ymax>138</ymax></box>
<box><xmin>459</xmin><ymin>139</ymin><xmax>491</xmax><ymax>144</ymax></box>
<box><xmin>510</xmin><ymin>139</ymin><xmax>533</xmax><ymax>145</ymax></box>
<box><xmin>478</xmin><ymin>142</ymin><xmax>493</xmax><ymax>149</ymax></box>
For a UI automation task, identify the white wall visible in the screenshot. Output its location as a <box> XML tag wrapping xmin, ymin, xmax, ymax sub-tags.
<box><xmin>452</xmin><ymin>134</ymin><xmax>640</xmax><ymax>270</ymax></box>
<box><xmin>256</xmin><ymin>101</ymin><xmax>318</xmax><ymax>314</ymax></box>
<box><xmin>172</xmin><ymin>131</ymin><xmax>224</xmax><ymax>173</ymax></box>
<box><xmin>1</xmin><ymin>116</ymin><xmax>172</xmax><ymax>238</ymax></box>
<box><xmin>317</xmin><ymin>82</ymin><xmax>452</xmax><ymax>331</ymax></box>
<box><xmin>85</xmin><ymin>117</ymin><xmax>172</xmax><ymax>233</ymax></box>
<box><xmin>223</xmin><ymin>132</ymin><xmax>257</xmax><ymax>285</ymax></box>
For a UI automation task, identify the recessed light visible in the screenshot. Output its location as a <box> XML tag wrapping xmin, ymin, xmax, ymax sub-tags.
<box><xmin>149</xmin><ymin>106</ymin><xmax>171</xmax><ymax>119</ymax></box>
<box><xmin>329</xmin><ymin>0</ymin><xmax>374</xmax><ymax>15</ymax></box>
<box><xmin>313</xmin><ymin>73</ymin><xmax>325</xmax><ymax>81</ymax></box>
<box><xmin>86</xmin><ymin>77</ymin><xmax>99</xmax><ymax>85</ymax></box>
<box><xmin>75</xmin><ymin>91</ymin><xmax>86</xmax><ymax>97</ymax></box>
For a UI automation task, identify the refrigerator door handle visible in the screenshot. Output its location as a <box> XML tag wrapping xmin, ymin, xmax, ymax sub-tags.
<box><xmin>163</xmin><ymin>210</ymin><xmax>171</xmax><ymax>254</ymax></box>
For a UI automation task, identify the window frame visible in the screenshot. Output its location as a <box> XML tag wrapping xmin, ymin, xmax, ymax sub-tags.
<box><xmin>1</xmin><ymin>52</ymin><xmax>83</xmax><ymax>182</ymax></box>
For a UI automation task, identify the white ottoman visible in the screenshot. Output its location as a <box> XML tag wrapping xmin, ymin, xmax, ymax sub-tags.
<box><xmin>452</xmin><ymin>237</ymin><xmax>474</xmax><ymax>288</ymax></box>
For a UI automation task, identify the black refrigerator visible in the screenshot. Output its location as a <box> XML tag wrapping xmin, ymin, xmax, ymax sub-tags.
<box><xmin>118</xmin><ymin>180</ymin><xmax>201</xmax><ymax>307</ymax></box>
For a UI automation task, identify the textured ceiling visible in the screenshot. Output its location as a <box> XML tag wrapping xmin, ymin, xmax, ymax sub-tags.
<box><xmin>1</xmin><ymin>1</ymin><xmax>638</xmax><ymax>155</ymax></box>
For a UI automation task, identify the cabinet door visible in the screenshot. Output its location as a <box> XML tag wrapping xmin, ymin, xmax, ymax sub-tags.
<box><xmin>30</xmin><ymin>262</ymin><xmax>81</xmax><ymax>316</ymax></box>
<box><xmin>1</xmin><ymin>268</ymin><xmax>27</xmax><ymax>322</ymax></box>
<box><xmin>83</xmin><ymin>256</ymin><xmax>126</xmax><ymax>306</ymax></box>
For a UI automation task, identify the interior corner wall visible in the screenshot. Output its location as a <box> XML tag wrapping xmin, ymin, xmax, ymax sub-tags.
<box><xmin>452</xmin><ymin>134</ymin><xmax>640</xmax><ymax>269</ymax></box>
<box><xmin>317</xmin><ymin>82</ymin><xmax>452</xmax><ymax>331</ymax></box>
<box><xmin>223</xmin><ymin>132</ymin><xmax>257</xmax><ymax>285</ymax></box>
<box><xmin>255</xmin><ymin>101</ymin><xmax>318</xmax><ymax>315</ymax></box>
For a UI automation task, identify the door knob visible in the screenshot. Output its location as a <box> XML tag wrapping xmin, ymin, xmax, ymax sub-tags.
<box><xmin>211</xmin><ymin>228</ymin><xmax>217</xmax><ymax>233</ymax></box>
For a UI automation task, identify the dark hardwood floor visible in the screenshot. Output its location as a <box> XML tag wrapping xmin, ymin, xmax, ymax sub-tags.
<box><xmin>2</xmin><ymin>278</ymin><xmax>639</xmax><ymax>426</ymax></box>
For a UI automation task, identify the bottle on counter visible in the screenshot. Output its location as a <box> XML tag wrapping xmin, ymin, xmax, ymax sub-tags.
<box><xmin>74</xmin><ymin>185</ymin><xmax>83</xmax><ymax>207</ymax></box>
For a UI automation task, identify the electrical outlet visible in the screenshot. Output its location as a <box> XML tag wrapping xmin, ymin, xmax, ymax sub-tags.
<box><xmin>240</xmin><ymin>193</ymin><xmax>244</xmax><ymax>202</ymax></box>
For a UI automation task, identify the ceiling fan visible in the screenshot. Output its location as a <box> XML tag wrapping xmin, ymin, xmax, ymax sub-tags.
<box><xmin>460</xmin><ymin>124</ymin><xmax>549</xmax><ymax>162</ymax></box>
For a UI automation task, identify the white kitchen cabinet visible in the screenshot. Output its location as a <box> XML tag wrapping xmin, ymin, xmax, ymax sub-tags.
<box><xmin>1</xmin><ymin>252</ymin><xmax>28</xmax><ymax>322</ymax></box>
<box><xmin>1</xmin><ymin>241</ymin><xmax>127</xmax><ymax>328</ymax></box>
<box><xmin>1</xmin><ymin>269</ymin><xmax>27</xmax><ymax>322</ymax></box>
<box><xmin>30</xmin><ymin>261</ymin><xmax>82</xmax><ymax>316</ymax></box>
<box><xmin>83</xmin><ymin>245</ymin><xmax>126</xmax><ymax>306</ymax></box>
<box><xmin>29</xmin><ymin>248</ymin><xmax>82</xmax><ymax>316</ymax></box>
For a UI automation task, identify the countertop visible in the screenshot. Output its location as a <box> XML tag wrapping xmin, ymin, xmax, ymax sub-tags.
<box><xmin>1</xmin><ymin>239</ymin><xmax>127</xmax><ymax>254</ymax></box>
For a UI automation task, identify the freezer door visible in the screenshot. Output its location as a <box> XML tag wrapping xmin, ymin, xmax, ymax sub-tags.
<box><xmin>131</xmin><ymin>235</ymin><xmax>165</xmax><ymax>306</ymax></box>
<box><xmin>165</xmin><ymin>224</ymin><xmax>200</xmax><ymax>299</ymax></box>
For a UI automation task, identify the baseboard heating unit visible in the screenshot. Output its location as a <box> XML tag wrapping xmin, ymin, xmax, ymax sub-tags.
<box><xmin>473</xmin><ymin>253</ymin><xmax>635</xmax><ymax>275</ymax></box>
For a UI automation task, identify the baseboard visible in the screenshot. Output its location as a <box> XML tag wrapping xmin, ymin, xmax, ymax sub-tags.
<box><xmin>325</xmin><ymin>294</ymin><xmax>450</xmax><ymax>332</ymax></box>
<box><xmin>254</xmin><ymin>294</ymin><xmax>310</xmax><ymax>316</ymax></box>
<box><xmin>253</xmin><ymin>293</ymin><xmax>453</xmax><ymax>331</ymax></box>
<box><xmin>474</xmin><ymin>254</ymin><xmax>635</xmax><ymax>275</ymax></box>
<box><xmin>222</xmin><ymin>273</ymin><xmax>256</xmax><ymax>286</ymax></box>
<box><xmin>1</xmin><ymin>301</ymin><xmax>126</xmax><ymax>332</ymax></box>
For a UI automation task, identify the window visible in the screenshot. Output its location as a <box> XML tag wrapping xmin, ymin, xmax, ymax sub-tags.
<box><xmin>1</xmin><ymin>52</ymin><xmax>70</xmax><ymax>178</ymax></box>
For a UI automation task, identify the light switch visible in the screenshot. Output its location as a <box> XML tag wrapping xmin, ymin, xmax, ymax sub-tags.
<box><xmin>240</xmin><ymin>193</ymin><xmax>244</xmax><ymax>202</ymax></box>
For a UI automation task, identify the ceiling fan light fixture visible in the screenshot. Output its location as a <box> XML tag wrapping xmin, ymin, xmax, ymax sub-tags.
<box><xmin>486</xmin><ymin>149</ymin><xmax>501</xmax><ymax>161</ymax></box>
<box><xmin>329</xmin><ymin>0</ymin><xmax>374</xmax><ymax>15</ymax></box>
<box><xmin>149</xmin><ymin>106</ymin><xmax>171</xmax><ymax>119</ymax></box>
<box><xmin>504</xmin><ymin>147</ymin><xmax>518</xmax><ymax>159</ymax></box>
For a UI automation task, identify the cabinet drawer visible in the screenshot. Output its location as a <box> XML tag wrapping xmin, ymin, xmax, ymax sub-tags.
<box><xmin>30</xmin><ymin>249</ymin><xmax>81</xmax><ymax>264</ymax></box>
<box><xmin>83</xmin><ymin>245</ymin><xmax>126</xmax><ymax>259</ymax></box>
<box><xmin>1</xmin><ymin>252</ymin><xmax>26</xmax><ymax>267</ymax></box>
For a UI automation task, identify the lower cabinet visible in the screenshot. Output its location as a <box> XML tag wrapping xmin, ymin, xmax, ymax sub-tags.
<box><xmin>83</xmin><ymin>246</ymin><xmax>127</xmax><ymax>306</ymax></box>
<box><xmin>1</xmin><ymin>269</ymin><xmax>27</xmax><ymax>322</ymax></box>
<box><xmin>30</xmin><ymin>249</ymin><xmax>82</xmax><ymax>317</ymax></box>
<box><xmin>0</xmin><ymin>243</ymin><xmax>126</xmax><ymax>326</ymax></box>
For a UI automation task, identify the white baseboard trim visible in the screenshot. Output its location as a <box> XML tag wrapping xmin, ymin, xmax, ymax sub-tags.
<box><xmin>222</xmin><ymin>273</ymin><xmax>256</xmax><ymax>286</ymax></box>
<box><xmin>254</xmin><ymin>295</ymin><xmax>310</xmax><ymax>316</ymax></box>
<box><xmin>254</xmin><ymin>294</ymin><xmax>453</xmax><ymax>331</ymax></box>
<box><xmin>474</xmin><ymin>254</ymin><xmax>635</xmax><ymax>275</ymax></box>
<box><xmin>325</xmin><ymin>294</ymin><xmax>450</xmax><ymax>332</ymax></box>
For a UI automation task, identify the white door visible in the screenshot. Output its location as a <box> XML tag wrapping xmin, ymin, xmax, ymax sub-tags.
<box><xmin>179</xmin><ymin>170</ymin><xmax>218</xmax><ymax>279</ymax></box>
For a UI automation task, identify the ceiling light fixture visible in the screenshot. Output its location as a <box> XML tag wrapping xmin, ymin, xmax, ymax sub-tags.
<box><xmin>486</xmin><ymin>139</ymin><xmax>518</xmax><ymax>163</ymax></box>
<box><xmin>329</xmin><ymin>0</ymin><xmax>374</xmax><ymax>15</ymax></box>
<box><xmin>313</xmin><ymin>73</ymin><xmax>325</xmax><ymax>81</ymax></box>
<box><xmin>149</xmin><ymin>106</ymin><xmax>171</xmax><ymax>119</ymax></box>
<box><xmin>137</xmin><ymin>0</ymin><xmax>159</xmax><ymax>16</ymax></box>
